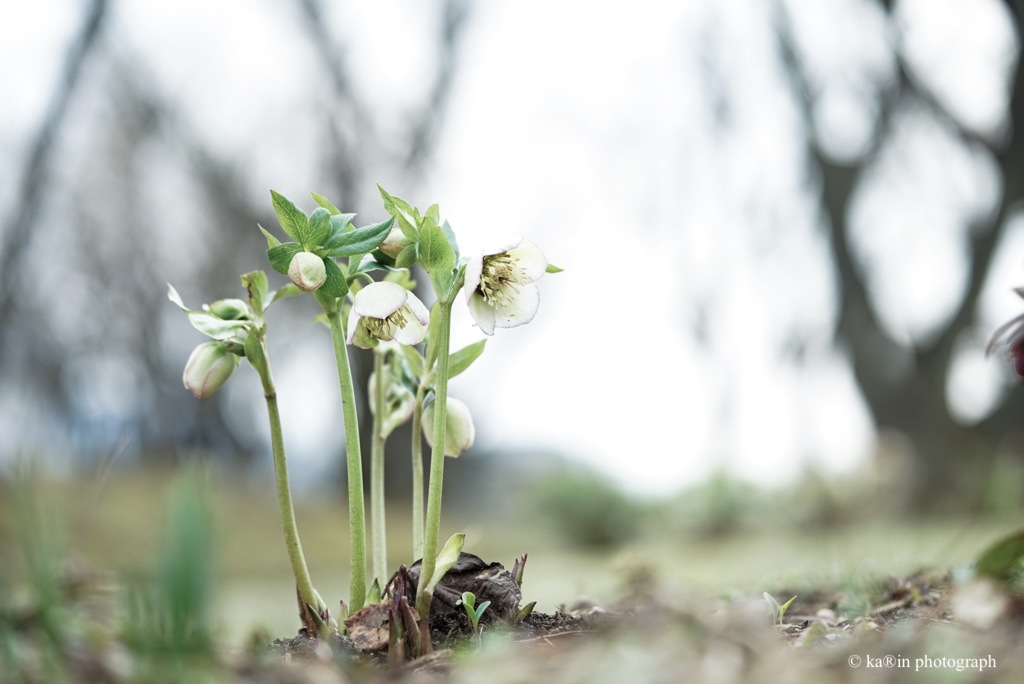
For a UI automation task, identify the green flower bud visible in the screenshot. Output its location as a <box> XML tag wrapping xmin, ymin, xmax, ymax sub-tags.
<box><xmin>183</xmin><ymin>341</ymin><xmax>238</xmax><ymax>399</ymax></box>
<box><xmin>423</xmin><ymin>397</ymin><xmax>475</xmax><ymax>457</ymax></box>
<box><xmin>288</xmin><ymin>251</ymin><xmax>327</xmax><ymax>292</ymax></box>
<box><xmin>378</xmin><ymin>226</ymin><xmax>407</xmax><ymax>259</ymax></box>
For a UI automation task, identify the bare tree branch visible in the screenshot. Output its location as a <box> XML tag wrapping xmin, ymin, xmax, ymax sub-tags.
<box><xmin>0</xmin><ymin>0</ymin><xmax>110</xmax><ymax>357</ymax></box>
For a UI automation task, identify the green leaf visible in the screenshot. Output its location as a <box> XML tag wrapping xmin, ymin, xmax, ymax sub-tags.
<box><xmin>377</xmin><ymin>185</ymin><xmax>419</xmax><ymax>238</ymax></box>
<box><xmin>545</xmin><ymin>264</ymin><xmax>564</xmax><ymax>274</ymax></box>
<box><xmin>270</xmin><ymin>283</ymin><xmax>303</xmax><ymax>305</ymax></box>
<box><xmin>423</xmin><ymin>533</ymin><xmax>465</xmax><ymax>596</ymax></box>
<box><xmin>258</xmin><ymin>224</ymin><xmax>281</xmax><ymax>248</ymax></box>
<box><xmin>976</xmin><ymin>530</ymin><xmax>1024</xmax><ymax>581</ymax></box>
<box><xmin>447</xmin><ymin>339</ymin><xmax>486</xmax><ymax>379</ymax></box>
<box><xmin>187</xmin><ymin>312</ymin><xmax>249</xmax><ymax>340</ymax></box>
<box><xmin>310</xmin><ymin>192</ymin><xmax>340</xmax><ymax>215</ymax></box>
<box><xmin>400</xmin><ymin>345</ymin><xmax>425</xmax><ymax>380</ymax></box>
<box><xmin>763</xmin><ymin>592</ymin><xmax>780</xmax><ymax>622</ymax></box>
<box><xmin>425</xmin><ymin>204</ymin><xmax>440</xmax><ymax>225</ymax></box>
<box><xmin>440</xmin><ymin>220</ymin><xmax>459</xmax><ymax>265</ymax></box>
<box><xmin>419</xmin><ymin>219</ymin><xmax>456</xmax><ymax>281</ymax></box>
<box><xmin>307</xmin><ymin>207</ymin><xmax>332</xmax><ymax>248</ymax></box>
<box><xmin>167</xmin><ymin>284</ymin><xmax>189</xmax><ymax>312</ymax></box>
<box><xmin>241</xmin><ymin>271</ymin><xmax>269</xmax><ymax>318</ymax></box>
<box><xmin>326</xmin><ymin>217</ymin><xmax>395</xmax><ymax>257</ymax></box>
<box><xmin>394</xmin><ymin>243</ymin><xmax>418</xmax><ymax>269</ymax></box>
<box><xmin>514</xmin><ymin>601</ymin><xmax>536</xmax><ymax>623</ymax></box>
<box><xmin>319</xmin><ymin>258</ymin><xmax>349</xmax><ymax>298</ymax></box>
<box><xmin>270</xmin><ymin>190</ymin><xmax>309</xmax><ymax>245</ymax></box>
<box><xmin>459</xmin><ymin>591</ymin><xmax>476</xmax><ymax>611</ymax></box>
<box><xmin>267</xmin><ymin>243</ymin><xmax>303</xmax><ymax>275</ymax></box>
<box><xmin>778</xmin><ymin>595</ymin><xmax>797</xmax><ymax>621</ymax></box>
<box><xmin>243</xmin><ymin>327</ymin><xmax>267</xmax><ymax>377</ymax></box>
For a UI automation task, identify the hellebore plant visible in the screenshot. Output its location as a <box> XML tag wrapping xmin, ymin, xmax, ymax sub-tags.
<box><xmin>171</xmin><ymin>185</ymin><xmax>558</xmax><ymax>643</ymax></box>
<box><xmin>167</xmin><ymin>274</ymin><xmax>331</xmax><ymax>634</ymax></box>
<box><xmin>262</xmin><ymin>190</ymin><xmax>395</xmax><ymax>612</ymax></box>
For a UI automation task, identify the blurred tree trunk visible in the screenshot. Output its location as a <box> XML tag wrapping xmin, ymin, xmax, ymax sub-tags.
<box><xmin>778</xmin><ymin>0</ymin><xmax>1024</xmax><ymax>512</ymax></box>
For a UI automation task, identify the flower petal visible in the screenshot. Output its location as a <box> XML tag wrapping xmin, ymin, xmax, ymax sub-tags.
<box><xmin>507</xmin><ymin>239</ymin><xmax>547</xmax><ymax>282</ymax></box>
<box><xmin>464</xmin><ymin>254</ymin><xmax>483</xmax><ymax>303</ymax></box>
<box><xmin>353</xmin><ymin>281</ymin><xmax>407</xmax><ymax>318</ymax></box>
<box><xmin>483</xmin><ymin>235</ymin><xmax>523</xmax><ymax>257</ymax></box>
<box><xmin>467</xmin><ymin>292</ymin><xmax>496</xmax><ymax>335</ymax></box>
<box><xmin>405</xmin><ymin>291</ymin><xmax>431</xmax><ymax>326</ymax></box>
<box><xmin>346</xmin><ymin>306</ymin><xmax>360</xmax><ymax>344</ymax></box>
<box><xmin>492</xmin><ymin>282</ymin><xmax>540</xmax><ymax>329</ymax></box>
<box><xmin>394</xmin><ymin>315</ymin><xmax>428</xmax><ymax>345</ymax></box>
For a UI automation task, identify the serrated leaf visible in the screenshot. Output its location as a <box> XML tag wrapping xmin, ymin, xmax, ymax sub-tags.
<box><xmin>267</xmin><ymin>243</ymin><xmax>303</xmax><ymax>275</ymax></box>
<box><xmin>377</xmin><ymin>185</ymin><xmax>419</xmax><ymax>238</ymax></box>
<box><xmin>325</xmin><ymin>214</ymin><xmax>356</xmax><ymax>247</ymax></box>
<box><xmin>394</xmin><ymin>243</ymin><xmax>418</xmax><ymax>269</ymax></box>
<box><xmin>545</xmin><ymin>264</ymin><xmax>564</xmax><ymax>274</ymax></box>
<box><xmin>320</xmin><ymin>258</ymin><xmax>349</xmax><ymax>298</ymax></box>
<box><xmin>258</xmin><ymin>224</ymin><xmax>281</xmax><ymax>248</ymax></box>
<box><xmin>311</xmin><ymin>192</ymin><xmax>340</xmax><ymax>215</ymax></box>
<box><xmin>270</xmin><ymin>190</ymin><xmax>309</xmax><ymax>244</ymax></box>
<box><xmin>425</xmin><ymin>204</ymin><xmax>440</xmax><ymax>225</ymax></box>
<box><xmin>400</xmin><ymin>345</ymin><xmax>425</xmax><ymax>380</ymax></box>
<box><xmin>976</xmin><ymin>530</ymin><xmax>1024</xmax><ymax>581</ymax></box>
<box><xmin>419</xmin><ymin>219</ymin><xmax>456</xmax><ymax>279</ymax></box>
<box><xmin>447</xmin><ymin>340</ymin><xmax>486</xmax><ymax>379</ymax></box>
<box><xmin>308</xmin><ymin>207</ymin><xmax>332</xmax><ymax>247</ymax></box>
<box><xmin>326</xmin><ymin>217</ymin><xmax>394</xmax><ymax>257</ymax></box>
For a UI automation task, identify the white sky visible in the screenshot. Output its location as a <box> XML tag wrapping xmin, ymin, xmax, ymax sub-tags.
<box><xmin>2</xmin><ymin>0</ymin><xmax>1021</xmax><ymax>495</ymax></box>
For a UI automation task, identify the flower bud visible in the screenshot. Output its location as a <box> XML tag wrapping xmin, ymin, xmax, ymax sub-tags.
<box><xmin>183</xmin><ymin>341</ymin><xmax>238</xmax><ymax>399</ymax></box>
<box><xmin>207</xmin><ymin>298</ymin><xmax>249</xmax><ymax>320</ymax></box>
<box><xmin>423</xmin><ymin>397</ymin><xmax>475</xmax><ymax>457</ymax></box>
<box><xmin>378</xmin><ymin>226</ymin><xmax>407</xmax><ymax>259</ymax></box>
<box><xmin>288</xmin><ymin>251</ymin><xmax>327</xmax><ymax>292</ymax></box>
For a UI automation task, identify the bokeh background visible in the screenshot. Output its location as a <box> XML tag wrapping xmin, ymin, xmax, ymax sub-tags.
<box><xmin>4</xmin><ymin>0</ymin><xmax>1024</xmax><ymax>641</ymax></box>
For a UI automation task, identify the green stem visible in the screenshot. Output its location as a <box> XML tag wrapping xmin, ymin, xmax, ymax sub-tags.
<box><xmin>371</xmin><ymin>348</ymin><xmax>388</xmax><ymax>585</ymax></box>
<box><xmin>257</xmin><ymin>342</ymin><xmax>321</xmax><ymax>621</ymax></box>
<box><xmin>327</xmin><ymin>309</ymin><xmax>367</xmax><ymax>611</ymax></box>
<box><xmin>411</xmin><ymin>385</ymin><xmax>426</xmax><ymax>561</ymax></box>
<box><xmin>415</xmin><ymin>297</ymin><xmax>454</xmax><ymax>618</ymax></box>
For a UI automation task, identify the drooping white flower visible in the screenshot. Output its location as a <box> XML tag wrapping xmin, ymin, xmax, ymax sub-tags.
<box><xmin>347</xmin><ymin>281</ymin><xmax>430</xmax><ymax>349</ymax></box>
<box><xmin>182</xmin><ymin>341</ymin><xmax>239</xmax><ymax>399</ymax></box>
<box><xmin>464</xmin><ymin>237</ymin><xmax>547</xmax><ymax>335</ymax></box>
<box><xmin>423</xmin><ymin>397</ymin><xmax>475</xmax><ymax>457</ymax></box>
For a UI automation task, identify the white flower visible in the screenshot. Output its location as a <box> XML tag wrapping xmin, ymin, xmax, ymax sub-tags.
<box><xmin>347</xmin><ymin>281</ymin><xmax>430</xmax><ymax>349</ymax></box>
<box><xmin>464</xmin><ymin>237</ymin><xmax>547</xmax><ymax>335</ymax></box>
<box><xmin>423</xmin><ymin>397</ymin><xmax>475</xmax><ymax>457</ymax></box>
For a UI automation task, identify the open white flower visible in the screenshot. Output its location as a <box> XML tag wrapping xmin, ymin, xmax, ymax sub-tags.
<box><xmin>465</xmin><ymin>237</ymin><xmax>547</xmax><ymax>335</ymax></box>
<box><xmin>347</xmin><ymin>281</ymin><xmax>430</xmax><ymax>349</ymax></box>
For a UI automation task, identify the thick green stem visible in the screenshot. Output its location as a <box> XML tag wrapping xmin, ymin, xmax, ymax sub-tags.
<box><xmin>415</xmin><ymin>298</ymin><xmax>454</xmax><ymax>618</ymax></box>
<box><xmin>327</xmin><ymin>309</ymin><xmax>367</xmax><ymax>611</ymax></box>
<box><xmin>370</xmin><ymin>349</ymin><xmax>388</xmax><ymax>585</ymax></box>
<box><xmin>258</xmin><ymin>344</ymin><xmax>321</xmax><ymax>621</ymax></box>
<box><xmin>411</xmin><ymin>385</ymin><xmax>426</xmax><ymax>561</ymax></box>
